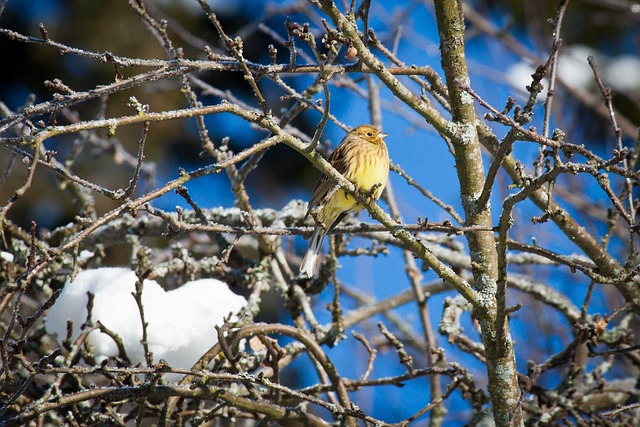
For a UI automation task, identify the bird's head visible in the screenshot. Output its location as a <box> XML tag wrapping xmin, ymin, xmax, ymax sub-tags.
<box><xmin>352</xmin><ymin>124</ymin><xmax>388</xmax><ymax>145</ymax></box>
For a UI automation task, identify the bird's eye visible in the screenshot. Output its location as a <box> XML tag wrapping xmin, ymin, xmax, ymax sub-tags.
<box><xmin>366</xmin><ymin>131</ymin><xmax>373</xmax><ymax>137</ymax></box>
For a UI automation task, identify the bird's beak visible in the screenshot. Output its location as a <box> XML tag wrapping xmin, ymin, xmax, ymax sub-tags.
<box><xmin>378</xmin><ymin>132</ymin><xmax>389</xmax><ymax>139</ymax></box>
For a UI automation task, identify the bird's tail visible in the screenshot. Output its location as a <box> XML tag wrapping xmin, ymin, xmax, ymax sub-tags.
<box><xmin>299</xmin><ymin>227</ymin><xmax>326</xmax><ymax>279</ymax></box>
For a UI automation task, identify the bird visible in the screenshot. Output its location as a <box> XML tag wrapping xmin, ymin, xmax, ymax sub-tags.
<box><xmin>299</xmin><ymin>124</ymin><xmax>390</xmax><ymax>278</ymax></box>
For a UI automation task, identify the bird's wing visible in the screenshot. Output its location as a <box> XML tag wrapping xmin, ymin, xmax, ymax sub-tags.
<box><xmin>305</xmin><ymin>144</ymin><xmax>350</xmax><ymax>217</ymax></box>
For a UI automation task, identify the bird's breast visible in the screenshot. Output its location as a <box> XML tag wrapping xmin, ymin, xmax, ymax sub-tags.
<box><xmin>348</xmin><ymin>146</ymin><xmax>389</xmax><ymax>199</ymax></box>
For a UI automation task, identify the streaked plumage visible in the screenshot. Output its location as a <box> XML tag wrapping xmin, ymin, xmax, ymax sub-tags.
<box><xmin>299</xmin><ymin>124</ymin><xmax>390</xmax><ymax>278</ymax></box>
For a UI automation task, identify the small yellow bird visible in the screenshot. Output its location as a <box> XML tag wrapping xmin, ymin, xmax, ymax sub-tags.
<box><xmin>299</xmin><ymin>124</ymin><xmax>390</xmax><ymax>278</ymax></box>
